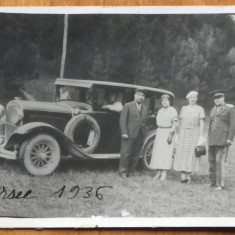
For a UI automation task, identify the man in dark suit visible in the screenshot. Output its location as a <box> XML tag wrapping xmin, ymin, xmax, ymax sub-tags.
<box><xmin>119</xmin><ymin>88</ymin><xmax>148</xmax><ymax>178</ymax></box>
<box><xmin>208</xmin><ymin>90</ymin><xmax>235</xmax><ymax>191</ymax></box>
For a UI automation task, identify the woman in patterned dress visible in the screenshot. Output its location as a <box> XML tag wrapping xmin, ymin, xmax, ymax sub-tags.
<box><xmin>173</xmin><ymin>91</ymin><xmax>205</xmax><ymax>183</ymax></box>
<box><xmin>149</xmin><ymin>94</ymin><xmax>178</xmax><ymax>180</ymax></box>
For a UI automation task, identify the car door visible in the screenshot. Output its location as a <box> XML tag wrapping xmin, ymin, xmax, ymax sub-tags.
<box><xmin>89</xmin><ymin>111</ymin><xmax>121</xmax><ymax>153</ymax></box>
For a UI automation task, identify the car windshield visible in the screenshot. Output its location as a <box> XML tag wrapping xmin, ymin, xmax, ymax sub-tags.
<box><xmin>56</xmin><ymin>85</ymin><xmax>92</xmax><ymax>105</ymax></box>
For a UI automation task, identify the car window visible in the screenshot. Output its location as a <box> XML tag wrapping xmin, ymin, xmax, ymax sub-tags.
<box><xmin>107</xmin><ymin>91</ymin><xmax>124</xmax><ymax>103</ymax></box>
<box><xmin>154</xmin><ymin>98</ymin><xmax>162</xmax><ymax>114</ymax></box>
<box><xmin>56</xmin><ymin>86</ymin><xmax>87</xmax><ymax>103</ymax></box>
<box><xmin>95</xmin><ymin>88</ymin><xmax>107</xmax><ymax>107</ymax></box>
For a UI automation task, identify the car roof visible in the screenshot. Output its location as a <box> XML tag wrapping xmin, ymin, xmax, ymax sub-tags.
<box><xmin>55</xmin><ymin>78</ymin><xmax>174</xmax><ymax>97</ymax></box>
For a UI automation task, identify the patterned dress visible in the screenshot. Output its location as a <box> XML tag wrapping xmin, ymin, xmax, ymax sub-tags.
<box><xmin>149</xmin><ymin>106</ymin><xmax>178</xmax><ymax>170</ymax></box>
<box><xmin>173</xmin><ymin>105</ymin><xmax>205</xmax><ymax>172</ymax></box>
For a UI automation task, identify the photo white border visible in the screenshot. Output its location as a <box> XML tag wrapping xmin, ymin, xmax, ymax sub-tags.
<box><xmin>0</xmin><ymin>217</ymin><xmax>235</xmax><ymax>228</ymax></box>
<box><xmin>0</xmin><ymin>6</ymin><xmax>234</xmax><ymax>228</ymax></box>
<box><xmin>0</xmin><ymin>6</ymin><xmax>234</xmax><ymax>14</ymax></box>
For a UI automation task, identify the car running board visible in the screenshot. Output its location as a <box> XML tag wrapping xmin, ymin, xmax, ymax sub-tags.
<box><xmin>89</xmin><ymin>153</ymin><xmax>120</xmax><ymax>159</ymax></box>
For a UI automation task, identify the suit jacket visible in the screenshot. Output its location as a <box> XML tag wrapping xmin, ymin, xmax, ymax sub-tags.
<box><xmin>120</xmin><ymin>101</ymin><xmax>148</xmax><ymax>139</ymax></box>
<box><xmin>208</xmin><ymin>104</ymin><xmax>235</xmax><ymax>146</ymax></box>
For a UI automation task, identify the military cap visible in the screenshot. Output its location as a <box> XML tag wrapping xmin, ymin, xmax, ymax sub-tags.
<box><xmin>210</xmin><ymin>90</ymin><xmax>225</xmax><ymax>98</ymax></box>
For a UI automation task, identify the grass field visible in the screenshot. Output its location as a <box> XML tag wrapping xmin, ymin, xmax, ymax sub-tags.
<box><xmin>0</xmin><ymin>141</ymin><xmax>234</xmax><ymax>218</ymax></box>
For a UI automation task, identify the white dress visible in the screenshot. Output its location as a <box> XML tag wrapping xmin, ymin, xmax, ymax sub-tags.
<box><xmin>149</xmin><ymin>106</ymin><xmax>178</xmax><ymax>170</ymax></box>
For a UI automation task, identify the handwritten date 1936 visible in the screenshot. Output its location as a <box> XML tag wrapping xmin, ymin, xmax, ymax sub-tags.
<box><xmin>0</xmin><ymin>185</ymin><xmax>113</xmax><ymax>200</ymax></box>
<box><xmin>52</xmin><ymin>185</ymin><xmax>113</xmax><ymax>200</ymax></box>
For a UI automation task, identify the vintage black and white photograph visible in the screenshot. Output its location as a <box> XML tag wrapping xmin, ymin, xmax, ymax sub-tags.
<box><xmin>0</xmin><ymin>6</ymin><xmax>234</xmax><ymax>227</ymax></box>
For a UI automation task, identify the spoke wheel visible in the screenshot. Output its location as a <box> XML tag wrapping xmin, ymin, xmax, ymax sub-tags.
<box><xmin>142</xmin><ymin>138</ymin><xmax>155</xmax><ymax>170</ymax></box>
<box><xmin>19</xmin><ymin>134</ymin><xmax>60</xmax><ymax>176</ymax></box>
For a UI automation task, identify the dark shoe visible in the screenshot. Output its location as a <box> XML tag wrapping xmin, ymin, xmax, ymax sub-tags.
<box><xmin>180</xmin><ymin>179</ymin><xmax>188</xmax><ymax>183</ymax></box>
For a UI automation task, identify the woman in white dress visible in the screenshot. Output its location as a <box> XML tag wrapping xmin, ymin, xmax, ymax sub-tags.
<box><xmin>149</xmin><ymin>94</ymin><xmax>178</xmax><ymax>180</ymax></box>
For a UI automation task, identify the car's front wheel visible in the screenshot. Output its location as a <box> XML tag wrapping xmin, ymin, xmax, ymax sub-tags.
<box><xmin>19</xmin><ymin>134</ymin><xmax>60</xmax><ymax>176</ymax></box>
<box><xmin>141</xmin><ymin>137</ymin><xmax>155</xmax><ymax>170</ymax></box>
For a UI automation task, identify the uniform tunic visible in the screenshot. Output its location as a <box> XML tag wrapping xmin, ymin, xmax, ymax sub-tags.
<box><xmin>149</xmin><ymin>106</ymin><xmax>178</xmax><ymax>170</ymax></box>
<box><xmin>208</xmin><ymin>104</ymin><xmax>235</xmax><ymax>187</ymax></box>
<box><xmin>173</xmin><ymin>105</ymin><xmax>205</xmax><ymax>172</ymax></box>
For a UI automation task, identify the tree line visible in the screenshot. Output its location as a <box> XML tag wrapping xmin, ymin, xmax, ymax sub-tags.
<box><xmin>0</xmin><ymin>13</ymin><xmax>234</xmax><ymax>107</ymax></box>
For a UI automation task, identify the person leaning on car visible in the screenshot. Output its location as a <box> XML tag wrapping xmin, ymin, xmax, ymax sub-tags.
<box><xmin>208</xmin><ymin>90</ymin><xmax>235</xmax><ymax>191</ymax></box>
<box><xmin>119</xmin><ymin>88</ymin><xmax>148</xmax><ymax>178</ymax></box>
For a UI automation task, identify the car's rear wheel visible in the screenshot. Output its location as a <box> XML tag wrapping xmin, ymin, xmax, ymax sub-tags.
<box><xmin>64</xmin><ymin>114</ymin><xmax>101</xmax><ymax>154</ymax></box>
<box><xmin>19</xmin><ymin>134</ymin><xmax>60</xmax><ymax>176</ymax></box>
<box><xmin>141</xmin><ymin>137</ymin><xmax>155</xmax><ymax>170</ymax></box>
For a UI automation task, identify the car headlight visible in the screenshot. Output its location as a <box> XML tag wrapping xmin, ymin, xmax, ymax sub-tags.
<box><xmin>6</xmin><ymin>106</ymin><xmax>24</xmax><ymax>125</ymax></box>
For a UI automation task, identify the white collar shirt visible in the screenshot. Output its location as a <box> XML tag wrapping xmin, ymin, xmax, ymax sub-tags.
<box><xmin>135</xmin><ymin>102</ymin><xmax>142</xmax><ymax>111</ymax></box>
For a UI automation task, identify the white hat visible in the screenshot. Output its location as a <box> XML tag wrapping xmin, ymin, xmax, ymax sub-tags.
<box><xmin>186</xmin><ymin>91</ymin><xmax>198</xmax><ymax>99</ymax></box>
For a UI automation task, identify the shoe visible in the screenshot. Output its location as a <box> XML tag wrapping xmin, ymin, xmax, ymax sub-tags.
<box><xmin>180</xmin><ymin>172</ymin><xmax>187</xmax><ymax>183</ymax></box>
<box><xmin>153</xmin><ymin>171</ymin><xmax>161</xmax><ymax>179</ymax></box>
<box><xmin>160</xmin><ymin>171</ymin><xmax>166</xmax><ymax>181</ymax></box>
<box><xmin>181</xmin><ymin>179</ymin><xmax>188</xmax><ymax>183</ymax></box>
<box><xmin>215</xmin><ymin>185</ymin><xmax>224</xmax><ymax>191</ymax></box>
<box><xmin>185</xmin><ymin>175</ymin><xmax>191</xmax><ymax>184</ymax></box>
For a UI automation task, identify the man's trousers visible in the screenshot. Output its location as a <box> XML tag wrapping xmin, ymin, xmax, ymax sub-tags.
<box><xmin>208</xmin><ymin>145</ymin><xmax>229</xmax><ymax>187</ymax></box>
<box><xmin>119</xmin><ymin>132</ymin><xmax>143</xmax><ymax>175</ymax></box>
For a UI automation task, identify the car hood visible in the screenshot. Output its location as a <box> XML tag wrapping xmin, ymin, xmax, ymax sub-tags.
<box><xmin>7</xmin><ymin>100</ymin><xmax>91</xmax><ymax>114</ymax></box>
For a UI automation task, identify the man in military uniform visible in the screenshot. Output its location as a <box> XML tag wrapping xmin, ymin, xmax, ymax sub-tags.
<box><xmin>208</xmin><ymin>90</ymin><xmax>235</xmax><ymax>191</ymax></box>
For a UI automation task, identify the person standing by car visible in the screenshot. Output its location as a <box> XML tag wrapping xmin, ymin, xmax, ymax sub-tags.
<box><xmin>173</xmin><ymin>91</ymin><xmax>205</xmax><ymax>184</ymax></box>
<box><xmin>119</xmin><ymin>88</ymin><xmax>148</xmax><ymax>178</ymax></box>
<box><xmin>149</xmin><ymin>94</ymin><xmax>178</xmax><ymax>181</ymax></box>
<box><xmin>208</xmin><ymin>90</ymin><xmax>235</xmax><ymax>191</ymax></box>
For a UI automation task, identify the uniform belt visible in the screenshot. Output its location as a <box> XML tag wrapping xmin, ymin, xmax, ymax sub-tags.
<box><xmin>157</xmin><ymin>126</ymin><xmax>172</xmax><ymax>129</ymax></box>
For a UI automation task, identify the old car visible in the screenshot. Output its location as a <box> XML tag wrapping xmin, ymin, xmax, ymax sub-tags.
<box><xmin>0</xmin><ymin>78</ymin><xmax>174</xmax><ymax>176</ymax></box>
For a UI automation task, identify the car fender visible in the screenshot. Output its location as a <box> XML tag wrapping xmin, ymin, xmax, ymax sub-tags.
<box><xmin>4</xmin><ymin>122</ymin><xmax>90</xmax><ymax>160</ymax></box>
<box><xmin>140</xmin><ymin>129</ymin><xmax>156</xmax><ymax>157</ymax></box>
